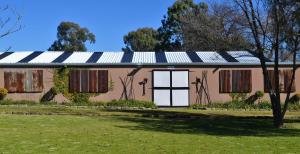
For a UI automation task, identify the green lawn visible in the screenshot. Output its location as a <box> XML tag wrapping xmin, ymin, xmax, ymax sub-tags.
<box><xmin>0</xmin><ymin>106</ymin><xmax>300</xmax><ymax>153</ymax></box>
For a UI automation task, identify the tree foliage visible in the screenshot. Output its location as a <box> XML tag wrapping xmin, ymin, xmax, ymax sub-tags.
<box><xmin>157</xmin><ymin>0</ymin><xmax>198</xmax><ymax>51</ymax></box>
<box><xmin>123</xmin><ymin>28</ymin><xmax>159</xmax><ymax>52</ymax></box>
<box><xmin>49</xmin><ymin>21</ymin><xmax>95</xmax><ymax>51</ymax></box>
<box><xmin>179</xmin><ymin>2</ymin><xmax>252</xmax><ymax>51</ymax></box>
<box><xmin>124</xmin><ymin>0</ymin><xmax>251</xmax><ymax>51</ymax></box>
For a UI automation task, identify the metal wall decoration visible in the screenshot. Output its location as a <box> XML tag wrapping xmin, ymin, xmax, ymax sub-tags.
<box><xmin>138</xmin><ymin>78</ymin><xmax>148</xmax><ymax>96</ymax></box>
<box><xmin>119</xmin><ymin>68</ymin><xmax>141</xmax><ymax>100</ymax></box>
<box><xmin>193</xmin><ymin>71</ymin><xmax>211</xmax><ymax>105</ymax></box>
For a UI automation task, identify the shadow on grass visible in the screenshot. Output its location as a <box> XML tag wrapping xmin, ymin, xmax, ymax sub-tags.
<box><xmin>112</xmin><ymin>110</ymin><xmax>300</xmax><ymax>137</ymax></box>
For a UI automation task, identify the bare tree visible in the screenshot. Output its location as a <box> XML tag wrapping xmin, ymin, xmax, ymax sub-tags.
<box><xmin>0</xmin><ymin>5</ymin><xmax>22</xmax><ymax>51</ymax></box>
<box><xmin>234</xmin><ymin>0</ymin><xmax>300</xmax><ymax>128</ymax></box>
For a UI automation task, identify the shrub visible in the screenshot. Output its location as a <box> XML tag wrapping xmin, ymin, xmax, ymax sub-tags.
<box><xmin>0</xmin><ymin>99</ymin><xmax>37</xmax><ymax>105</ymax></box>
<box><xmin>104</xmin><ymin>100</ymin><xmax>156</xmax><ymax>109</ymax></box>
<box><xmin>258</xmin><ymin>101</ymin><xmax>272</xmax><ymax>110</ymax></box>
<box><xmin>288</xmin><ymin>103</ymin><xmax>300</xmax><ymax>111</ymax></box>
<box><xmin>290</xmin><ymin>93</ymin><xmax>300</xmax><ymax>104</ymax></box>
<box><xmin>229</xmin><ymin>93</ymin><xmax>248</xmax><ymax>102</ymax></box>
<box><xmin>191</xmin><ymin>104</ymin><xmax>207</xmax><ymax>110</ymax></box>
<box><xmin>0</xmin><ymin>88</ymin><xmax>8</xmax><ymax>100</ymax></box>
<box><xmin>255</xmin><ymin>91</ymin><xmax>264</xmax><ymax>98</ymax></box>
<box><xmin>71</xmin><ymin>93</ymin><xmax>90</xmax><ymax>105</ymax></box>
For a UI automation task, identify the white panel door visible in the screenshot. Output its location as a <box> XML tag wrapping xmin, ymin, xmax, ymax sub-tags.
<box><xmin>172</xmin><ymin>71</ymin><xmax>189</xmax><ymax>87</ymax></box>
<box><xmin>172</xmin><ymin>90</ymin><xmax>189</xmax><ymax>106</ymax></box>
<box><xmin>154</xmin><ymin>90</ymin><xmax>170</xmax><ymax>106</ymax></box>
<box><xmin>153</xmin><ymin>71</ymin><xmax>170</xmax><ymax>87</ymax></box>
<box><xmin>153</xmin><ymin>70</ymin><xmax>189</xmax><ymax>107</ymax></box>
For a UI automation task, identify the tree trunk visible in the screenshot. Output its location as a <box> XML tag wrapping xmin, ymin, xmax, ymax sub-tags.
<box><xmin>271</xmin><ymin>97</ymin><xmax>283</xmax><ymax>128</ymax></box>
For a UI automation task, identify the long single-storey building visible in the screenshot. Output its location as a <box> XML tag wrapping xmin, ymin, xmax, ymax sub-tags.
<box><xmin>0</xmin><ymin>51</ymin><xmax>298</xmax><ymax>106</ymax></box>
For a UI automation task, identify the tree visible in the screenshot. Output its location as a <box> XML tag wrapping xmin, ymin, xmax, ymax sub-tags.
<box><xmin>49</xmin><ymin>22</ymin><xmax>95</xmax><ymax>51</ymax></box>
<box><xmin>122</xmin><ymin>28</ymin><xmax>159</xmax><ymax>52</ymax></box>
<box><xmin>179</xmin><ymin>2</ymin><xmax>252</xmax><ymax>51</ymax></box>
<box><xmin>234</xmin><ymin>0</ymin><xmax>300</xmax><ymax>128</ymax></box>
<box><xmin>0</xmin><ymin>5</ymin><xmax>22</xmax><ymax>50</ymax></box>
<box><xmin>157</xmin><ymin>0</ymin><xmax>251</xmax><ymax>51</ymax></box>
<box><xmin>157</xmin><ymin>0</ymin><xmax>199</xmax><ymax>51</ymax></box>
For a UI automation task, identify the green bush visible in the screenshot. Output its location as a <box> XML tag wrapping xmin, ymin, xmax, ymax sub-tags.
<box><xmin>288</xmin><ymin>103</ymin><xmax>300</xmax><ymax>111</ymax></box>
<box><xmin>104</xmin><ymin>100</ymin><xmax>157</xmax><ymax>109</ymax></box>
<box><xmin>0</xmin><ymin>88</ymin><xmax>8</xmax><ymax>100</ymax></box>
<box><xmin>70</xmin><ymin>93</ymin><xmax>90</xmax><ymax>105</ymax></box>
<box><xmin>0</xmin><ymin>99</ymin><xmax>37</xmax><ymax>105</ymax></box>
<box><xmin>229</xmin><ymin>93</ymin><xmax>248</xmax><ymax>102</ymax></box>
<box><xmin>258</xmin><ymin>101</ymin><xmax>272</xmax><ymax>110</ymax></box>
<box><xmin>191</xmin><ymin>104</ymin><xmax>207</xmax><ymax>110</ymax></box>
<box><xmin>290</xmin><ymin>93</ymin><xmax>300</xmax><ymax>104</ymax></box>
<box><xmin>255</xmin><ymin>91</ymin><xmax>264</xmax><ymax>98</ymax></box>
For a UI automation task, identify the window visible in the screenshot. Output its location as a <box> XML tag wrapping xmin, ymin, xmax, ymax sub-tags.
<box><xmin>264</xmin><ymin>70</ymin><xmax>295</xmax><ymax>93</ymax></box>
<box><xmin>4</xmin><ymin>70</ymin><xmax>43</xmax><ymax>93</ymax></box>
<box><xmin>219</xmin><ymin>70</ymin><xmax>252</xmax><ymax>93</ymax></box>
<box><xmin>69</xmin><ymin>70</ymin><xmax>108</xmax><ymax>93</ymax></box>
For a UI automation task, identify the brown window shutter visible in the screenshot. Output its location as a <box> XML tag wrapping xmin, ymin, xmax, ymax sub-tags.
<box><xmin>98</xmin><ymin>70</ymin><xmax>108</xmax><ymax>93</ymax></box>
<box><xmin>283</xmin><ymin>70</ymin><xmax>296</xmax><ymax>93</ymax></box>
<box><xmin>89</xmin><ymin>70</ymin><xmax>98</xmax><ymax>93</ymax></box>
<box><xmin>264</xmin><ymin>70</ymin><xmax>275</xmax><ymax>92</ymax></box>
<box><xmin>80</xmin><ymin>70</ymin><xmax>89</xmax><ymax>93</ymax></box>
<box><xmin>4</xmin><ymin>72</ymin><xmax>17</xmax><ymax>92</ymax></box>
<box><xmin>232</xmin><ymin>70</ymin><xmax>252</xmax><ymax>93</ymax></box>
<box><xmin>219</xmin><ymin>70</ymin><xmax>231</xmax><ymax>93</ymax></box>
<box><xmin>25</xmin><ymin>70</ymin><xmax>43</xmax><ymax>92</ymax></box>
<box><xmin>25</xmin><ymin>70</ymin><xmax>33</xmax><ymax>92</ymax></box>
<box><xmin>264</xmin><ymin>70</ymin><xmax>286</xmax><ymax>93</ymax></box>
<box><xmin>16</xmin><ymin>72</ymin><xmax>25</xmax><ymax>93</ymax></box>
<box><xmin>69</xmin><ymin>70</ymin><xmax>81</xmax><ymax>93</ymax></box>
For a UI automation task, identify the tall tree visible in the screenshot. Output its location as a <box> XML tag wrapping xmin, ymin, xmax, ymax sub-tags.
<box><xmin>122</xmin><ymin>28</ymin><xmax>159</xmax><ymax>52</ymax></box>
<box><xmin>0</xmin><ymin>5</ymin><xmax>22</xmax><ymax>51</ymax></box>
<box><xmin>49</xmin><ymin>22</ymin><xmax>95</xmax><ymax>51</ymax></box>
<box><xmin>157</xmin><ymin>0</ymin><xmax>199</xmax><ymax>51</ymax></box>
<box><xmin>234</xmin><ymin>0</ymin><xmax>300</xmax><ymax>128</ymax></box>
<box><xmin>157</xmin><ymin>0</ymin><xmax>251</xmax><ymax>51</ymax></box>
<box><xmin>179</xmin><ymin>2</ymin><xmax>252</xmax><ymax>51</ymax></box>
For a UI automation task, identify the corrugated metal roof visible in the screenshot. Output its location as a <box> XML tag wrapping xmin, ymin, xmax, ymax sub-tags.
<box><xmin>227</xmin><ymin>51</ymin><xmax>260</xmax><ymax>63</ymax></box>
<box><xmin>196</xmin><ymin>51</ymin><xmax>227</xmax><ymax>63</ymax></box>
<box><xmin>165</xmin><ymin>52</ymin><xmax>191</xmax><ymax>63</ymax></box>
<box><xmin>0</xmin><ymin>51</ymin><xmax>293</xmax><ymax>66</ymax></box>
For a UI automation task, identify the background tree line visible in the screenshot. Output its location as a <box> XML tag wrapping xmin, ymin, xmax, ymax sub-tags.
<box><xmin>123</xmin><ymin>0</ymin><xmax>253</xmax><ymax>52</ymax></box>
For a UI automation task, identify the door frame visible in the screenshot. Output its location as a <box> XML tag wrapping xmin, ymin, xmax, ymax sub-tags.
<box><xmin>152</xmin><ymin>69</ymin><xmax>190</xmax><ymax>107</ymax></box>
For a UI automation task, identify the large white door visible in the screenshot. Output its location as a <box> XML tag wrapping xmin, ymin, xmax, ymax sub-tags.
<box><xmin>153</xmin><ymin>70</ymin><xmax>189</xmax><ymax>107</ymax></box>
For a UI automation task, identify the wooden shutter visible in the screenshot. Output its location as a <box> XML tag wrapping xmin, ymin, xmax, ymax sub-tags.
<box><xmin>219</xmin><ymin>70</ymin><xmax>231</xmax><ymax>93</ymax></box>
<box><xmin>283</xmin><ymin>70</ymin><xmax>296</xmax><ymax>93</ymax></box>
<box><xmin>69</xmin><ymin>70</ymin><xmax>81</xmax><ymax>93</ymax></box>
<box><xmin>232</xmin><ymin>70</ymin><xmax>252</xmax><ymax>93</ymax></box>
<box><xmin>264</xmin><ymin>70</ymin><xmax>275</xmax><ymax>92</ymax></box>
<box><xmin>80</xmin><ymin>70</ymin><xmax>89</xmax><ymax>93</ymax></box>
<box><xmin>4</xmin><ymin>72</ymin><xmax>18</xmax><ymax>92</ymax></box>
<box><xmin>16</xmin><ymin>72</ymin><xmax>25</xmax><ymax>93</ymax></box>
<box><xmin>5</xmin><ymin>70</ymin><xmax>43</xmax><ymax>93</ymax></box>
<box><xmin>98</xmin><ymin>70</ymin><xmax>108</xmax><ymax>93</ymax></box>
<box><xmin>25</xmin><ymin>70</ymin><xmax>33</xmax><ymax>92</ymax></box>
<box><xmin>264</xmin><ymin>70</ymin><xmax>286</xmax><ymax>93</ymax></box>
<box><xmin>89</xmin><ymin>70</ymin><xmax>98</xmax><ymax>93</ymax></box>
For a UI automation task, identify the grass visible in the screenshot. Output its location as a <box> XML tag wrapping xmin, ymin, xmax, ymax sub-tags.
<box><xmin>0</xmin><ymin>106</ymin><xmax>300</xmax><ymax>153</ymax></box>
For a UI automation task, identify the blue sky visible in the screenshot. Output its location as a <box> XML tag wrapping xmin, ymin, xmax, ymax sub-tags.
<box><xmin>0</xmin><ymin>0</ymin><xmax>194</xmax><ymax>51</ymax></box>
